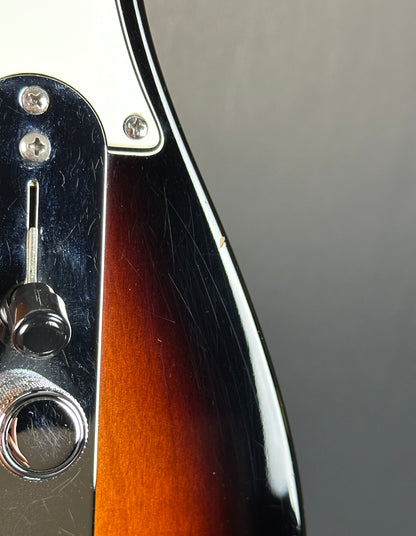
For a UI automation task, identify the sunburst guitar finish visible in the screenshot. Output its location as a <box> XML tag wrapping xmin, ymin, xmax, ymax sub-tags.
<box><xmin>0</xmin><ymin>1</ymin><xmax>304</xmax><ymax>535</ymax></box>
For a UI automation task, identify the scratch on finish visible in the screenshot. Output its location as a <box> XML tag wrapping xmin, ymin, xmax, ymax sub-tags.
<box><xmin>59</xmin><ymin>170</ymin><xmax>66</xmax><ymax>187</ymax></box>
<box><xmin>40</xmin><ymin>498</ymin><xmax>50</xmax><ymax>514</ymax></box>
<box><xmin>84</xmin><ymin>309</ymin><xmax>92</xmax><ymax>329</ymax></box>
<box><xmin>163</xmin><ymin>185</ymin><xmax>175</xmax><ymax>273</ymax></box>
<box><xmin>55</xmin><ymin>469</ymin><xmax>82</xmax><ymax>494</ymax></box>
<box><xmin>90</xmin><ymin>160</ymin><xmax>98</xmax><ymax>184</ymax></box>
<box><xmin>93</xmin><ymin>253</ymin><xmax>98</xmax><ymax>273</ymax></box>
<box><xmin>26</xmin><ymin>474</ymin><xmax>81</xmax><ymax>511</ymax></box>
<box><xmin>87</xmin><ymin>217</ymin><xmax>97</xmax><ymax>236</ymax></box>
<box><xmin>164</xmin><ymin>196</ymin><xmax>250</xmax><ymax>372</ymax></box>
<box><xmin>61</xmin><ymin>351</ymin><xmax>73</xmax><ymax>378</ymax></box>
<box><xmin>28</xmin><ymin>468</ymin><xmax>83</xmax><ymax>504</ymax></box>
<box><xmin>125</xmin><ymin>257</ymin><xmax>141</xmax><ymax>276</ymax></box>
<box><xmin>94</xmin><ymin>156</ymin><xmax>103</xmax><ymax>170</ymax></box>
<box><xmin>68</xmin><ymin>508</ymin><xmax>75</xmax><ymax>525</ymax></box>
<box><xmin>59</xmin><ymin>529</ymin><xmax>75</xmax><ymax>536</ymax></box>
<box><xmin>86</xmin><ymin>253</ymin><xmax>99</xmax><ymax>273</ymax></box>
<box><xmin>194</xmin><ymin>260</ymin><xmax>220</xmax><ymax>328</ymax></box>
<box><xmin>150</xmin><ymin>312</ymin><xmax>176</xmax><ymax>324</ymax></box>
<box><xmin>12</xmin><ymin>514</ymin><xmax>32</xmax><ymax>535</ymax></box>
<box><xmin>69</xmin><ymin>147</ymin><xmax>81</xmax><ymax>179</ymax></box>
<box><xmin>5</xmin><ymin>239</ymin><xmax>11</xmax><ymax>267</ymax></box>
<box><xmin>60</xmin><ymin>225</ymin><xmax>77</xmax><ymax>245</ymax></box>
<box><xmin>6</xmin><ymin>197</ymin><xmax>17</xmax><ymax>211</ymax></box>
<box><xmin>157</xmin><ymin>340</ymin><xmax>169</xmax><ymax>391</ymax></box>
<box><xmin>168</xmin><ymin>273</ymin><xmax>197</xmax><ymax>325</ymax></box>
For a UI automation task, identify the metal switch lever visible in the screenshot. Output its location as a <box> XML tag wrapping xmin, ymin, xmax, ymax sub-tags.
<box><xmin>3</xmin><ymin>180</ymin><xmax>71</xmax><ymax>358</ymax></box>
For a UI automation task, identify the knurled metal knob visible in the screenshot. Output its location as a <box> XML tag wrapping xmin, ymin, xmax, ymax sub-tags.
<box><xmin>0</xmin><ymin>369</ymin><xmax>87</xmax><ymax>480</ymax></box>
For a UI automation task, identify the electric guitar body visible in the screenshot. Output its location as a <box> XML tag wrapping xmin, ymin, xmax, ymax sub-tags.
<box><xmin>0</xmin><ymin>1</ymin><xmax>304</xmax><ymax>535</ymax></box>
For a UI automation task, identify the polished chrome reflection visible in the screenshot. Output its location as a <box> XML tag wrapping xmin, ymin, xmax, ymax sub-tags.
<box><xmin>0</xmin><ymin>369</ymin><xmax>87</xmax><ymax>480</ymax></box>
<box><xmin>0</xmin><ymin>74</ymin><xmax>104</xmax><ymax>534</ymax></box>
<box><xmin>6</xmin><ymin>282</ymin><xmax>72</xmax><ymax>359</ymax></box>
<box><xmin>2</xmin><ymin>180</ymin><xmax>72</xmax><ymax>358</ymax></box>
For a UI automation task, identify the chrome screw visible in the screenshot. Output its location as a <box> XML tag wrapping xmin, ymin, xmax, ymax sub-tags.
<box><xmin>123</xmin><ymin>114</ymin><xmax>148</xmax><ymax>139</ymax></box>
<box><xmin>19</xmin><ymin>132</ymin><xmax>51</xmax><ymax>163</ymax></box>
<box><xmin>20</xmin><ymin>86</ymin><xmax>50</xmax><ymax>115</ymax></box>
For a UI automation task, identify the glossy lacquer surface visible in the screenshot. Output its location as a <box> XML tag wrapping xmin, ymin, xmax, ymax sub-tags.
<box><xmin>95</xmin><ymin>1</ymin><xmax>304</xmax><ymax>534</ymax></box>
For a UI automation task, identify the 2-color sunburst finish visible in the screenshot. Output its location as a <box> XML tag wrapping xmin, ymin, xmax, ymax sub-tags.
<box><xmin>95</xmin><ymin>2</ymin><xmax>304</xmax><ymax>533</ymax></box>
<box><xmin>0</xmin><ymin>1</ymin><xmax>304</xmax><ymax>534</ymax></box>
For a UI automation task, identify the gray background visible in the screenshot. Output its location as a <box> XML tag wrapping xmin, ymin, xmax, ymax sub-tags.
<box><xmin>145</xmin><ymin>2</ymin><xmax>416</xmax><ymax>535</ymax></box>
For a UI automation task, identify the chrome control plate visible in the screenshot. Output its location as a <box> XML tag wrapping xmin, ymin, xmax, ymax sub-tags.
<box><xmin>0</xmin><ymin>75</ymin><xmax>105</xmax><ymax>536</ymax></box>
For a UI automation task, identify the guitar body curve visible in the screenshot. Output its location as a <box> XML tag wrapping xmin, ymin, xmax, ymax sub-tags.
<box><xmin>95</xmin><ymin>2</ymin><xmax>304</xmax><ymax>534</ymax></box>
<box><xmin>0</xmin><ymin>1</ymin><xmax>304</xmax><ymax>534</ymax></box>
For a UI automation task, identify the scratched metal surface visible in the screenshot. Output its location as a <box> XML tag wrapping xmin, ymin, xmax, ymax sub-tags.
<box><xmin>0</xmin><ymin>75</ymin><xmax>105</xmax><ymax>535</ymax></box>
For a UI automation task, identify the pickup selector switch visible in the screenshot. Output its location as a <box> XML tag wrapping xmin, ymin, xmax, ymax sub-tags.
<box><xmin>0</xmin><ymin>369</ymin><xmax>87</xmax><ymax>480</ymax></box>
<box><xmin>2</xmin><ymin>180</ymin><xmax>71</xmax><ymax>358</ymax></box>
<box><xmin>6</xmin><ymin>282</ymin><xmax>71</xmax><ymax>358</ymax></box>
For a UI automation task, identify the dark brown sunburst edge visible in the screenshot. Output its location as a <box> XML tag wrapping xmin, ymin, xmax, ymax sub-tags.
<box><xmin>94</xmin><ymin>1</ymin><xmax>305</xmax><ymax>534</ymax></box>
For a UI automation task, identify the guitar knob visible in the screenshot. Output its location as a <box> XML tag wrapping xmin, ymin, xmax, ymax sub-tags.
<box><xmin>0</xmin><ymin>369</ymin><xmax>87</xmax><ymax>480</ymax></box>
<box><xmin>1</xmin><ymin>180</ymin><xmax>71</xmax><ymax>358</ymax></box>
<box><xmin>5</xmin><ymin>282</ymin><xmax>71</xmax><ymax>358</ymax></box>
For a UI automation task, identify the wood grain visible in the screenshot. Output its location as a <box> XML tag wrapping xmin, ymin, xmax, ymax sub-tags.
<box><xmin>94</xmin><ymin>156</ymin><xmax>231</xmax><ymax>535</ymax></box>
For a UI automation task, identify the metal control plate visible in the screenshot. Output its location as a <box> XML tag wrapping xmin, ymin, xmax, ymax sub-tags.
<box><xmin>0</xmin><ymin>75</ymin><xmax>105</xmax><ymax>536</ymax></box>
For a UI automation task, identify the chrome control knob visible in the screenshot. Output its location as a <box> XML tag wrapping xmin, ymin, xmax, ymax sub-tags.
<box><xmin>1</xmin><ymin>181</ymin><xmax>72</xmax><ymax>358</ymax></box>
<box><xmin>5</xmin><ymin>282</ymin><xmax>71</xmax><ymax>358</ymax></box>
<box><xmin>0</xmin><ymin>369</ymin><xmax>87</xmax><ymax>480</ymax></box>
